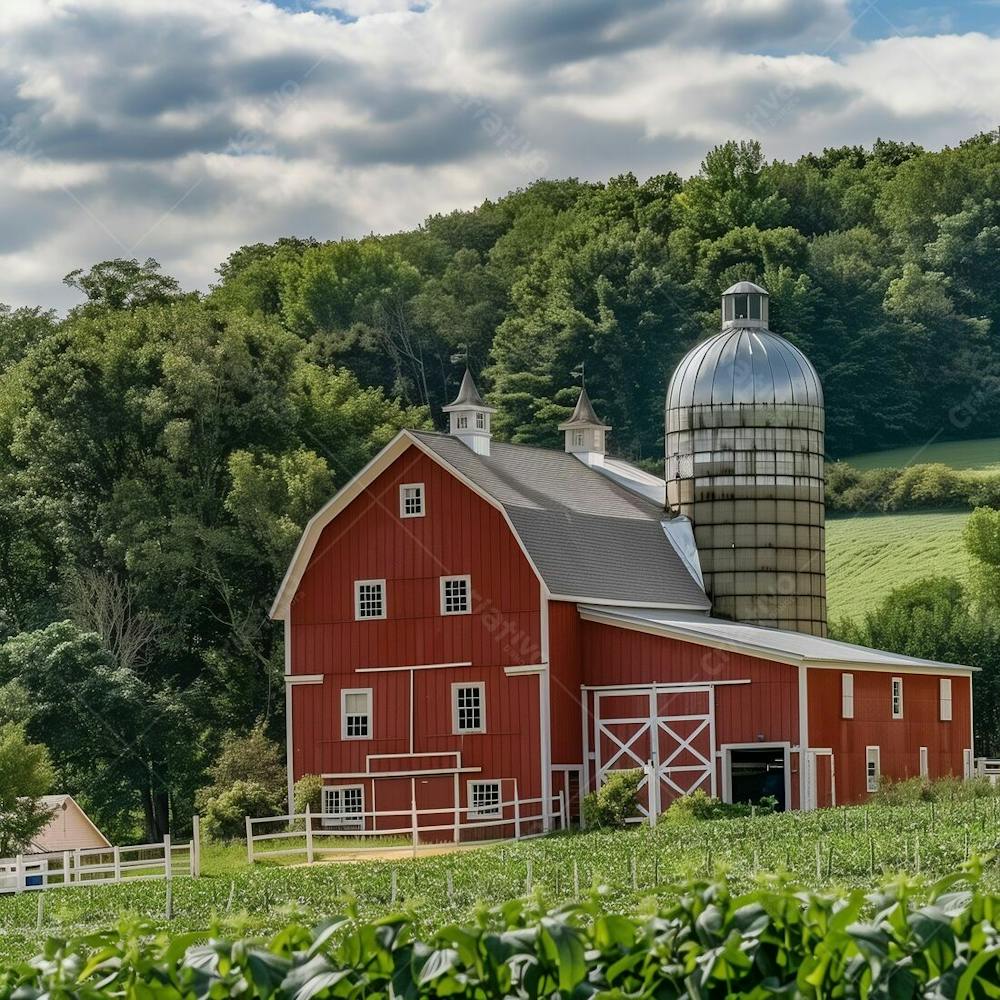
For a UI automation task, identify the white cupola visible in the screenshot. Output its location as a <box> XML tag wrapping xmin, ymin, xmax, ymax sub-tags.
<box><xmin>442</xmin><ymin>368</ymin><xmax>496</xmax><ymax>456</ymax></box>
<box><xmin>559</xmin><ymin>385</ymin><xmax>610</xmax><ymax>467</ymax></box>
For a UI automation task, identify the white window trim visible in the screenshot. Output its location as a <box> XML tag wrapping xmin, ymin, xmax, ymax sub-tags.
<box><xmin>399</xmin><ymin>483</ymin><xmax>425</xmax><ymax>519</ymax></box>
<box><xmin>940</xmin><ymin>678</ymin><xmax>953</xmax><ymax>721</ymax></box>
<box><xmin>321</xmin><ymin>785</ymin><xmax>365</xmax><ymax>829</ymax></box>
<box><xmin>340</xmin><ymin>687</ymin><xmax>373</xmax><ymax>741</ymax></box>
<box><xmin>866</xmin><ymin>745</ymin><xmax>880</xmax><ymax>794</ymax></box>
<box><xmin>452</xmin><ymin>681</ymin><xmax>486</xmax><ymax>734</ymax></box>
<box><xmin>891</xmin><ymin>677</ymin><xmax>903</xmax><ymax>719</ymax></box>
<box><xmin>841</xmin><ymin>672</ymin><xmax>854</xmax><ymax>719</ymax></box>
<box><xmin>919</xmin><ymin>746</ymin><xmax>928</xmax><ymax>779</ymax></box>
<box><xmin>354</xmin><ymin>579</ymin><xmax>387</xmax><ymax>621</ymax></box>
<box><xmin>467</xmin><ymin>779</ymin><xmax>502</xmax><ymax>819</ymax></box>
<box><xmin>440</xmin><ymin>574</ymin><xmax>472</xmax><ymax>616</ymax></box>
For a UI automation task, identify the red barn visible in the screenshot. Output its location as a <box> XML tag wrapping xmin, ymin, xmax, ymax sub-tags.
<box><xmin>271</xmin><ymin>287</ymin><xmax>975</xmax><ymax>835</ymax></box>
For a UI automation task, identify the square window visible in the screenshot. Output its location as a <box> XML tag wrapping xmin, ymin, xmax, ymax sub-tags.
<box><xmin>355</xmin><ymin>580</ymin><xmax>386</xmax><ymax>620</ymax></box>
<box><xmin>440</xmin><ymin>575</ymin><xmax>471</xmax><ymax>616</ymax></box>
<box><xmin>456</xmin><ymin>415</ymin><xmax>468</xmax><ymax>429</ymax></box>
<box><xmin>399</xmin><ymin>483</ymin><xmax>425</xmax><ymax>518</ymax></box>
<box><xmin>452</xmin><ymin>682</ymin><xmax>485</xmax><ymax>734</ymax></box>
<box><xmin>341</xmin><ymin>688</ymin><xmax>372</xmax><ymax>740</ymax></box>
<box><xmin>321</xmin><ymin>785</ymin><xmax>364</xmax><ymax>829</ymax></box>
<box><xmin>475</xmin><ymin>412</ymin><xmax>486</xmax><ymax>430</ymax></box>
<box><xmin>468</xmin><ymin>780</ymin><xmax>501</xmax><ymax>819</ymax></box>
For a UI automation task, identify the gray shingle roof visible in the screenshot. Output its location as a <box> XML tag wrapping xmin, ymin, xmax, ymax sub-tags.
<box><xmin>412</xmin><ymin>431</ymin><xmax>710</xmax><ymax>608</ymax></box>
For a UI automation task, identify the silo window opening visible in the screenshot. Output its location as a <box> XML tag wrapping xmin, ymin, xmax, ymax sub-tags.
<box><xmin>734</xmin><ymin>294</ymin><xmax>750</xmax><ymax>319</ymax></box>
<box><xmin>723</xmin><ymin>296</ymin><xmax>735</xmax><ymax>322</ymax></box>
<box><xmin>749</xmin><ymin>294</ymin><xmax>762</xmax><ymax>320</ymax></box>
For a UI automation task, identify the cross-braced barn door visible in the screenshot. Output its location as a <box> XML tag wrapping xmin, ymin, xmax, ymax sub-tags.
<box><xmin>592</xmin><ymin>685</ymin><xmax>716</xmax><ymax>819</ymax></box>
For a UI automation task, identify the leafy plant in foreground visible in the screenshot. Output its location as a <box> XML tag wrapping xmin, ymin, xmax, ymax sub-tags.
<box><xmin>5</xmin><ymin>868</ymin><xmax>1000</xmax><ymax>998</ymax></box>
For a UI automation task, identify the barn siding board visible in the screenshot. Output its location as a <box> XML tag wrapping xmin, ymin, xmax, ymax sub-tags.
<box><xmin>808</xmin><ymin>669</ymin><xmax>972</xmax><ymax>804</ymax></box>
<box><xmin>287</xmin><ymin>445</ymin><xmax>543</xmax><ymax>805</ymax></box>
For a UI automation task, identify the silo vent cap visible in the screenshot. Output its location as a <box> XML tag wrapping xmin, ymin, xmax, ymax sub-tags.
<box><xmin>722</xmin><ymin>281</ymin><xmax>769</xmax><ymax>329</ymax></box>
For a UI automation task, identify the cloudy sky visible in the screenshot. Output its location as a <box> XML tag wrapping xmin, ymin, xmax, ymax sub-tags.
<box><xmin>1</xmin><ymin>0</ymin><xmax>999</xmax><ymax>310</ymax></box>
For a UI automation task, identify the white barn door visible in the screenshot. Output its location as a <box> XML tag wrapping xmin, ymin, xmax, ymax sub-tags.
<box><xmin>592</xmin><ymin>684</ymin><xmax>716</xmax><ymax>820</ymax></box>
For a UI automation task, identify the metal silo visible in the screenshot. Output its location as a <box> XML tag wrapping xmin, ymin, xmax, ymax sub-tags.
<box><xmin>665</xmin><ymin>282</ymin><xmax>826</xmax><ymax>636</ymax></box>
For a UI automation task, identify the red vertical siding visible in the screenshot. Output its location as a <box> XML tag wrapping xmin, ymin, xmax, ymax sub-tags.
<box><xmin>579</xmin><ymin>620</ymin><xmax>800</xmax><ymax>748</ymax></box>
<box><xmin>287</xmin><ymin>444</ymin><xmax>543</xmax><ymax>804</ymax></box>
<box><xmin>808</xmin><ymin>668</ymin><xmax>973</xmax><ymax>804</ymax></box>
<box><xmin>548</xmin><ymin>601</ymin><xmax>584</xmax><ymax>765</ymax></box>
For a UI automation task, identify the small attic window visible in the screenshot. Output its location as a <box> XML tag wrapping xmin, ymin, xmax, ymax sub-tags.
<box><xmin>572</xmin><ymin>430</ymin><xmax>585</xmax><ymax>448</ymax></box>
<box><xmin>456</xmin><ymin>415</ymin><xmax>468</xmax><ymax>429</ymax></box>
<box><xmin>476</xmin><ymin>412</ymin><xmax>486</xmax><ymax>430</ymax></box>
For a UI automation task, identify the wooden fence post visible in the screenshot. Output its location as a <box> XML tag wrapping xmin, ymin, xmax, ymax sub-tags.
<box><xmin>192</xmin><ymin>814</ymin><xmax>201</xmax><ymax>878</ymax></box>
<box><xmin>113</xmin><ymin>846</ymin><xmax>121</xmax><ymax>883</ymax></box>
<box><xmin>74</xmin><ymin>848</ymin><xmax>82</xmax><ymax>883</ymax></box>
<box><xmin>514</xmin><ymin>787</ymin><xmax>522</xmax><ymax>840</ymax></box>
<box><xmin>558</xmin><ymin>789</ymin><xmax>567</xmax><ymax>831</ymax></box>
<box><xmin>62</xmin><ymin>850</ymin><xmax>71</xmax><ymax>886</ymax></box>
<box><xmin>410</xmin><ymin>780</ymin><xmax>419</xmax><ymax>859</ymax></box>
<box><xmin>246</xmin><ymin>816</ymin><xmax>254</xmax><ymax>865</ymax></box>
<box><xmin>163</xmin><ymin>834</ymin><xmax>172</xmax><ymax>881</ymax></box>
<box><xmin>305</xmin><ymin>804</ymin><xmax>314</xmax><ymax>865</ymax></box>
<box><xmin>14</xmin><ymin>855</ymin><xmax>24</xmax><ymax>894</ymax></box>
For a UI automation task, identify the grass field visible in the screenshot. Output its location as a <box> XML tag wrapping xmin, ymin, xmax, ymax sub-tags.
<box><xmin>826</xmin><ymin>509</ymin><xmax>971</xmax><ymax>622</ymax></box>
<box><xmin>843</xmin><ymin>436</ymin><xmax>1000</xmax><ymax>472</ymax></box>
<box><xmin>2</xmin><ymin>792</ymin><xmax>1000</xmax><ymax>965</ymax></box>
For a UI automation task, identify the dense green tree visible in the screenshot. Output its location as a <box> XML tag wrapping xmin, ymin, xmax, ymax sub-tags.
<box><xmin>0</xmin><ymin>279</ymin><xmax>426</xmax><ymax>836</ymax></box>
<box><xmin>0</xmin><ymin>622</ymin><xmax>197</xmax><ymax>842</ymax></box>
<box><xmin>63</xmin><ymin>258</ymin><xmax>182</xmax><ymax>313</ymax></box>
<box><xmin>0</xmin><ymin>721</ymin><xmax>55</xmax><ymax>855</ymax></box>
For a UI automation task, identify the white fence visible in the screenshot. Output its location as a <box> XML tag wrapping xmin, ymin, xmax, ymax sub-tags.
<box><xmin>0</xmin><ymin>817</ymin><xmax>201</xmax><ymax>895</ymax></box>
<box><xmin>246</xmin><ymin>790</ymin><xmax>567</xmax><ymax>865</ymax></box>
<box><xmin>976</xmin><ymin>758</ymin><xmax>1000</xmax><ymax>785</ymax></box>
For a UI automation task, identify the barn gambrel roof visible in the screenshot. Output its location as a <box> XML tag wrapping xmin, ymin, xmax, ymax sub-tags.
<box><xmin>411</xmin><ymin>431</ymin><xmax>710</xmax><ymax>610</ymax></box>
<box><xmin>270</xmin><ymin>429</ymin><xmax>710</xmax><ymax>619</ymax></box>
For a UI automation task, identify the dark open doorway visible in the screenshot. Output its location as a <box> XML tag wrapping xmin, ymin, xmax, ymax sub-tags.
<box><xmin>728</xmin><ymin>747</ymin><xmax>787</xmax><ymax>811</ymax></box>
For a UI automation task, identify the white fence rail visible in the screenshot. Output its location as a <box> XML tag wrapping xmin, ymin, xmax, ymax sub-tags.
<box><xmin>976</xmin><ymin>758</ymin><xmax>1000</xmax><ymax>785</ymax></box>
<box><xmin>0</xmin><ymin>816</ymin><xmax>201</xmax><ymax>894</ymax></box>
<box><xmin>247</xmin><ymin>791</ymin><xmax>567</xmax><ymax>865</ymax></box>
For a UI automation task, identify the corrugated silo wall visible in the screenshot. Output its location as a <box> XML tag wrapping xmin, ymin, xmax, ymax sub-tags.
<box><xmin>666</xmin><ymin>401</ymin><xmax>826</xmax><ymax>636</ymax></box>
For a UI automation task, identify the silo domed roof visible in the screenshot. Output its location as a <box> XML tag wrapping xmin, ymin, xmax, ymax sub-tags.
<box><xmin>667</xmin><ymin>327</ymin><xmax>823</xmax><ymax>409</ymax></box>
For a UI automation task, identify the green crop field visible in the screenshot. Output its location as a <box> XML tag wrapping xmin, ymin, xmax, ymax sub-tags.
<box><xmin>2</xmin><ymin>791</ymin><xmax>1000</xmax><ymax>966</ymax></box>
<box><xmin>826</xmin><ymin>510</ymin><xmax>971</xmax><ymax>622</ymax></box>
<box><xmin>842</xmin><ymin>436</ymin><xmax>1000</xmax><ymax>472</ymax></box>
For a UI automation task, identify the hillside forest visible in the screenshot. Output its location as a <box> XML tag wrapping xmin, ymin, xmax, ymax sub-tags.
<box><xmin>1</xmin><ymin>134</ymin><xmax>1000</xmax><ymax>842</ymax></box>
